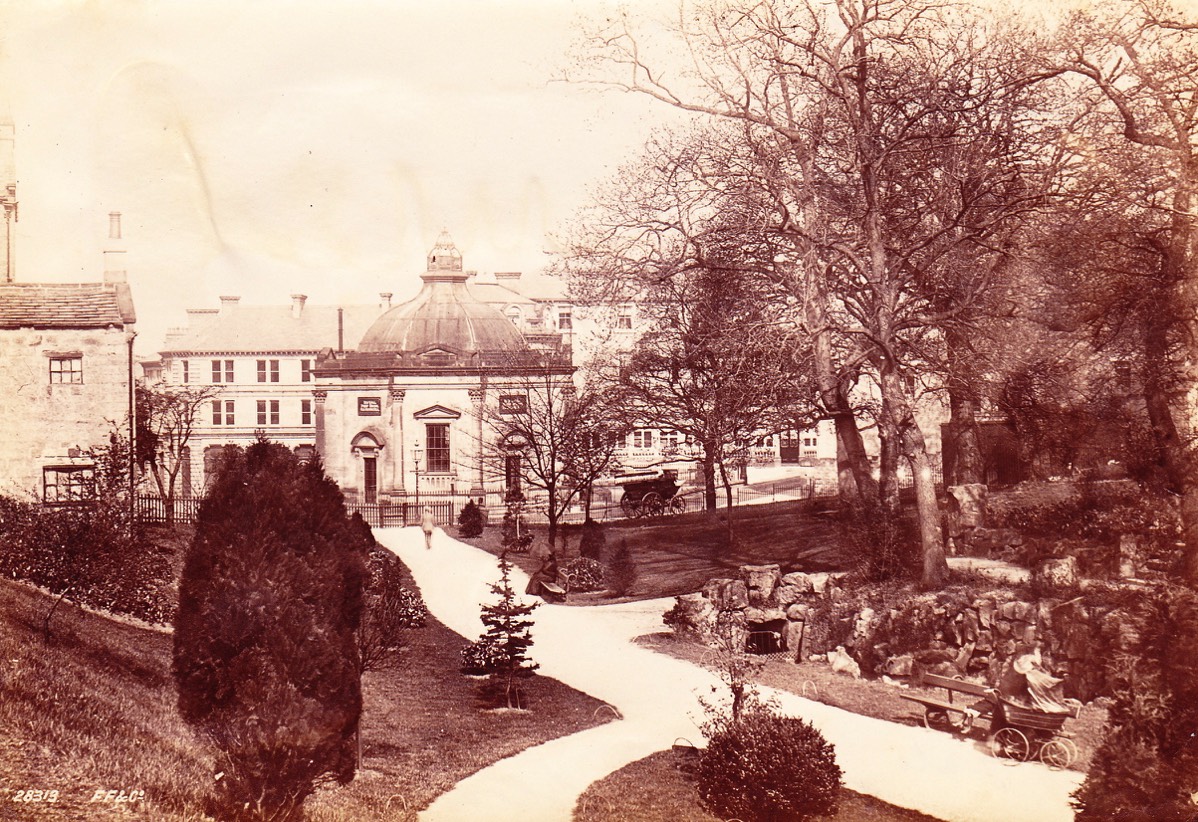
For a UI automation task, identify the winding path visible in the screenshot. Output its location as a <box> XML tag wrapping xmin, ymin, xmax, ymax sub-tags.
<box><xmin>375</xmin><ymin>526</ymin><xmax>1083</xmax><ymax>822</ymax></box>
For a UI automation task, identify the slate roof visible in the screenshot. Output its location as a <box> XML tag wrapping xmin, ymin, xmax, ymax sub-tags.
<box><xmin>159</xmin><ymin>305</ymin><xmax>380</xmax><ymax>355</ymax></box>
<box><xmin>0</xmin><ymin>282</ymin><xmax>136</xmax><ymax>329</ymax></box>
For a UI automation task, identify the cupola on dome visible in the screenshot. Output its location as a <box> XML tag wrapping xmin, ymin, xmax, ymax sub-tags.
<box><xmin>357</xmin><ymin>231</ymin><xmax>528</xmax><ymax>355</ymax></box>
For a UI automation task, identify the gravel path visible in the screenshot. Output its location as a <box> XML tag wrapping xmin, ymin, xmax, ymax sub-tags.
<box><xmin>376</xmin><ymin>526</ymin><xmax>1083</xmax><ymax>822</ymax></box>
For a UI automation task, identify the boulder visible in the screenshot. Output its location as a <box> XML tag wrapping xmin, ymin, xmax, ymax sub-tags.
<box><xmin>884</xmin><ymin>653</ymin><xmax>914</xmax><ymax>677</ymax></box>
<box><xmin>671</xmin><ymin>593</ymin><xmax>714</xmax><ymax>635</ymax></box>
<box><xmin>1118</xmin><ymin>534</ymin><xmax>1142</xmax><ymax>579</ymax></box>
<box><xmin>774</xmin><ymin>584</ymin><xmax>803</xmax><ymax>608</ymax></box>
<box><xmin>786</xmin><ymin>603</ymin><xmax>812</xmax><ymax>621</ymax></box>
<box><xmin>744</xmin><ymin>606</ymin><xmax>787</xmax><ymax>624</ymax></box>
<box><xmin>703</xmin><ymin>578</ymin><xmax>748</xmax><ymax>610</ymax></box>
<box><xmin>785</xmin><ymin>620</ymin><xmax>807</xmax><ymax>661</ymax></box>
<box><xmin>1034</xmin><ymin>557</ymin><xmax>1078</xmax><ymax>590</ymax></box>
<box><xmin>947</xmin><ymin>483</ymin><xmax>988</xmax><ymax>532</ymax></box>
<box><xmin>781</xmin><ymin>571</ymin><xmax>815</xmax><ymax>593</ymax></box>
<box><xmin>742</xmin><ymin>564</ymin><xmax>781</xmax><ymax>605</ymax></box>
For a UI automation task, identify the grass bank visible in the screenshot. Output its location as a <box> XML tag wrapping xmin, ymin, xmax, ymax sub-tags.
<box><xmin>0</xmin><ymin>558</ymin><xmax>611</xmax><ymax>821</ymax></box>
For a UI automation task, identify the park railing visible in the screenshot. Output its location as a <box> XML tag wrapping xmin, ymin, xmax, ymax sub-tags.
<box><xmin>345</xmin><ymin>498</ymin><xmax>458</xmax><ymax>529</ymax></box>
<box><xmin>136</xmin><ymin>495</ymin><xmax>203</xmax><ymax>525</ymax></box>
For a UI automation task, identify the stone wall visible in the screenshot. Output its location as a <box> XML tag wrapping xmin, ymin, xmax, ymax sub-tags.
<box><xmin>668</xmin><ymin>564</ymin><xmax>1131</xmax><ymax>700</ymax></box>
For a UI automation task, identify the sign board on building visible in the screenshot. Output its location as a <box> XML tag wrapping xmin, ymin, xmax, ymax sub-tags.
<box><xmin>498</xmin><ymin>394</ymin><xmax>528</xmax><ymax>415</ymax></box>
<box><xmin>358</xmin><ymin>397</ymin><xmax>382</xmax><ymax>416</ymax></box>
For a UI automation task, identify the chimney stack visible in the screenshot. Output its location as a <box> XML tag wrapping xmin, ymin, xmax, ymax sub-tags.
<box><xmin>290</xmin><ymin>293</ymin><xmax>307</xmax><ymax>318</ymax></box>
<box><xmin>379</xmin><ymin>292</ymin><xmax>392</xmax><ymax>312</ymax></box>
<box><xmin>219</xmin><ymin>295</ymin><xmax>241</xmax><ymax>315</ymax></box>
<box><xmin>495</xmin><ymin>271</ymin><xmax>522</xmax><ymax>283</ymax></box>
<box><xmin>103</xmin><ymin>212</ymin><xmax>127</xmax><ymax>284</ymax></box>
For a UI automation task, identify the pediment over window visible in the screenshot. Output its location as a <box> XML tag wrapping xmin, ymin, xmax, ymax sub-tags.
<box><xmin>413</xmin><ymin>404</ymin><xmax>461</xmax><ymax>421</ymax></box>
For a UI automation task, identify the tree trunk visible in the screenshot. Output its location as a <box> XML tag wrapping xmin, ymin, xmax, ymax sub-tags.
<box><xmin>1143</xmin><ymin>303</ymin><xmax>1186</xmax><ymax>494</ymax></box>
<box><xmin>877</xmin><ymin>420</ymin><xmax>901</xmax><ymax>514</ymax></box>
<box><xmin>702</xmin><ymin>453</ymin><xmax>718</xmax><ymax>511</ymax></box>
<box><xmin>1170</xmin><ymin>166</ymin><xmax>1198</xmax><ymax>589</ymax></box>
<box><xmin>718</xmin><ymin>459</ymin><xmax>734</xmax><ymax>509</ymax></box>
<box><xmin>880</xmin><ymin>368</ymin><xmax>948</xmax><ymax>588</ymax></box>
<box><xmin>946</xmin><ymin>328</ymin><xmax>985</xmax><ymax>486</ymax></box>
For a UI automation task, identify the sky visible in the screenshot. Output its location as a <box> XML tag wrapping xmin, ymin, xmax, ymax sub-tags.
<box><xmin>0</xmin><ymin>0</ymin><xmax>683</xmax><ymax>356</ymax></box>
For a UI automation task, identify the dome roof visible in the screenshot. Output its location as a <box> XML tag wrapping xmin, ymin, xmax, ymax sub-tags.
<box><xmin>357</xmin><ymin>233</ymin><xmax>529</xmax><ymax>355</ymax></box>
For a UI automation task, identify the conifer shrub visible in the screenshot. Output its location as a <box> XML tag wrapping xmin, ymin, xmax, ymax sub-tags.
<box><xmin>1072</xmin><ymin>583</ymin><xmax>1198</xmax><ymax>821</ymax></box>
<box><xmin>604</xmin><ymin>538</ymin><xmax>638</xmax><ymax>596</ymax></box>
<box><xmin>458</xmin><ymin>499</ymin><xmax>485</xmax><ymax>538</ymax></box>
<box><xmin>173</xmin><ymin>440</ymin><xmax>370</xmax><ymax>822</ymax></box>
<box><xmin>359</xmin><ymin>541</ymin><xmax>427</xmax><ymax>674</ymax></box>
<box><xmin>560</xmin><ymin>557</ymin><xmax>605</xmax><ymax>592</ymax></box>
<box><xmin>696</xmin><ymin>708</ymin><xmax>842</xmax><ymax>822</ymax></box>
<box><xmin>578</xmin><ymin>517</ymin><xmax>606</xmax><ymax>560</ymax></box>
<box><xmin>463</xmin><ymin>554</ymin><xmax>539</xmax><ymax>707</ymax></box>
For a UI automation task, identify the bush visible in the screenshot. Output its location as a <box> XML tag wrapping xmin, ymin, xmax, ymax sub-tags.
<box><xmin>1072</xmin><ymin>583</ymin><xmax>1198</xmax><ymax>821</ymax></box>
<box><xmin>173</xmin><ymin>440</ymin><xmax>370</xmax><ymax>822</ymax></box>
<box><xmin>466</xmin><ymin>554</ymin><xmax>539</xmax><ymax>707</ymax></box>
<box><xmin>578</xmin><ymin>517</ymin><xmax>606</xmax><ymax>560</ymax></box>
<box><xmin>560</xmin><ymin>557</ymin><xmax>605</xmax><ymax>592</ymax></box>
<box><xmin>696</xmin><ymin>708</ymin><xmax>842</xmax><ymax>822</ymax></box>
<box><xmin>458</xmin><ymin>499</ymin><xmax>485</xmax><ymax>538</ymax></box>
<box><xmin>359</xmin><ymin>544</ymin><xmax>427</xmax><ymax>673</ymax></box>
<box><xmin>604</xmin><ymin>539</ymin><xmax>638</xmax><ymax>596</ymax></box>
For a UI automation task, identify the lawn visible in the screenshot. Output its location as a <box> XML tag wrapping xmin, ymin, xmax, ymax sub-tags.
<box><xmin>0</xmin><ymin>558</ymin><xmax>611</xmax><ymax>821</ymax></box>
<box><xmin>575</xmin><ymin>748</ymin><xmax>942</xmax><ymax>822</ymax></box>
<box><xmin>465</xmin><ymin>498</ymin><xmax>848</xmax><ymax>600</ymax></box>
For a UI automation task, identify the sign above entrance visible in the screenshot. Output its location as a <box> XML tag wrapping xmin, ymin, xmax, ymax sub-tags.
<box><xmin>358</xmin><ymin>397</ymin><xmax>382</xmax><ymax>416</ymax></box>
<box><xmin>498</xmin><ymin>394</ymin><xmax>528</xmax><ymax>415</ymax></box>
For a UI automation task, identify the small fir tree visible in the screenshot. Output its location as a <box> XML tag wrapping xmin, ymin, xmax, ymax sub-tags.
<box><xmin>470</xmin><ymin>554</ymin><xmax>539</xmax><ymax>708</ymax></box>
<box><xmin>604</xmin><ymin>538</ymin><xmax>638</xmax><ymax>596</ymax></box>
<box><xmin>458</xmin><ymin>499</ymin><xmax>485</xmax><ymax>537</ymax></box>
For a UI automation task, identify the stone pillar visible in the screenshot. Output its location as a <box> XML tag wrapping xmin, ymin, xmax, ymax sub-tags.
<box><xmin>313</xmin><ymin>390</ymin><xmax>328</xmax><ymax>459</ymax></box>
<box><xmin>388</xmin><ymin>389</ymin><xmax>405</xmax><ymax>496</ymax></box>
<box><xmin>469</xmin><ymin>387</ymin><xmax>486</xmax><ymax>498</ymax></box>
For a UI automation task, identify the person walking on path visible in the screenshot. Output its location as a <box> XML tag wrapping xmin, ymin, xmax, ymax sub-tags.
<box><xmin>421</xmin><ymin>507</ymin><xmax>436</xmax><ymax>549</ymax></box>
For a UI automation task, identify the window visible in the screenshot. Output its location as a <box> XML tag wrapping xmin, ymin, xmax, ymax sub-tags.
<box><xmin>257</xmin><ymin>359</ymin><xmax>279</xmax><ymax>383</ymax></box>
<box><xmin>426</xmin><ymin>423</ymin><xmax>451</xmax><ymax>473</ymax></box>
<box><xmin>505</xmin><ymin>306</ymin><xmax>521</xmax><ymax>326</ymax></box>
<box><xmin>633</xmin><ymin>429</ymin><xmax>654</xmax><ymax>449</ymax></box>
<box><xmin>49</xmin><ymin>356</ymin><xmax>83</xmax><ymax>384</ymax></box>
<box><xmin>43</xmin><ymin>466</ymin><xmax>95</xmax><ymax>503</ymax></box>
<box><xmin>301</xmin><ymin>399</ymin><xmax>313</xmax><ymax>426</ymax></box>
<box><xmin>505</xmin><ymin>453</ymin><xmax>522</xmax><ymax>493</ymax></box>
<box><xmin>212</xmin><ymin>359</ymin><xmax>234</xmax><ymax>383</ymax></box>
<box><xmin>211</xmin><ymin>400</ymin><xmax>235</xmax><ymax>426</ymax></box>
<box><xmin>182</xmin><ymin>360</ymin><xmax>190</xmax><ymax>384</ymax></box>
<box><xmin>301</xmin><ymin>359</ymin><xmax>312</xmax><ymax>383</ymax></box>
<box><xmin>558</xmin><ymin>308</ymin><xmax>572</xmax><ymax>330</ymax></box>
<box><xmin>617</xmin><ymin>305</ymin><xmax>633</xmax><ymax>330</ymax></box>
<box><xmin>257</xmin><ymin>399</ymin><xmax>280</xmax><ymax>426</ymax></box>
<box><xmin>661</xmin><ymin>430</ymin><xmax>680</xmax><ymax>451</ymax></box>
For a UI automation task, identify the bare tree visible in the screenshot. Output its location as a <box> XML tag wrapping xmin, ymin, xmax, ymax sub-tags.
<box><xmin>136</xmin><ymin>382</ymin><xmax>220</xmax><ymax>522</ymax></box>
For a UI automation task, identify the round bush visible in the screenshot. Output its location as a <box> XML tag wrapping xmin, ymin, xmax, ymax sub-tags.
<box><xmin>560</xmin><ymin>557</ymin><xmax>605</xmax><ymax>592</ymax></box>
<box><xmin>458</xmin><ymin>499</ymin><xmax>485</xmax><ymax>538</ymax></box>
<box><xmin>696</xmin><ymin>710</ymin><xmax>842</xmax><ymax>822</ymax></box>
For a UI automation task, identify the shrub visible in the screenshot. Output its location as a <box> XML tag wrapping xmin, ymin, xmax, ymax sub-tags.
<box><xmin>696</xmin><ymin>708</ymin><xmax>842</xmax><ymax>822</ymax></box>
<box><xmin>359</xmin><ymin>544</ymin><xmax>427</xmax><ymax>673</ymax></box>
<box><xmin>500</xmin><ymin>495</ymin><xmax>533</xmax><ymax>554</ymax></box>
<box><xmin>578</xmin><ymin>517</ymin><xmax>606</xmax><ymax>560</ymax></box>
<box><xmin>1072</xmin><ymin>583</ymin><xmax>1198</xmax><ymax>821</ymax></box>
<box><xmin>458</xmin><ymin>499</ymin><xmax>485</xmax><ymax>538</ymax></box>
<box><xmin>173</xmin><ymin>440</ymin><xmax>370</xmax><ymax>822</ymax></box>
<box><xmin>560</xmin><ymin>557</ymin><xmax>605</xmax><ymax>592</ymax></box>
<box><xmin>604</xmin><ymin>538</ymin><xmax>638</xmax><ymax>596</ymax></box>
<box><xmin>840</xmin><ymin>503</ymin><xmax>917</xmax><ymax>583</ymax></box>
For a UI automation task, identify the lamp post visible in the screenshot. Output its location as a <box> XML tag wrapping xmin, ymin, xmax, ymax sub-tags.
<box><xmin>412</xmin><ymin>442</ymin><xmax>423</xmax><ymax>508</ymax></box>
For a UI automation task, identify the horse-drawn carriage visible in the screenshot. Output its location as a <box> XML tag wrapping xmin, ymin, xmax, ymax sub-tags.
<box><xmin>615</xmin><ymin>469</ymin><xmax>687</xmax><ymax>519</ymax></box>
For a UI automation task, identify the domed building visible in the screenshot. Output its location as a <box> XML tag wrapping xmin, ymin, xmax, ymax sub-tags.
<box><xmin>314</xmin><ymin>232</ymin><xmax>572</xmax><ymax>512</ymax></box>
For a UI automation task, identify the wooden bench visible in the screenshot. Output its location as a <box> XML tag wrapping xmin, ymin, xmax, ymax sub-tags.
<box><xmin>900</xmin><ymin>672</ymin><xmax>996</xmax><ymax>733</ymax></box>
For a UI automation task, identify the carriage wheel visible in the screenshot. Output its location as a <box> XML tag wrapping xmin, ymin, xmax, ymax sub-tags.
<box><xmin>620</xmin><ymin>495</ymin><xmax>637</xmax><ymax>519</ymax></box>
<box><xmin>641</xmin><ymin>491</ymin><xmax>665</xmax><ymax>517</ymax></box>
<box><xmin>1039</xmin><ymin>739</ymin><xmax>1074</xmax><ymax>770</ymax></box>
<box><xmin>668</xmin><ymin>496</ymin><xmax>687</xmax><ymax>515</ymax></box>
<box><xmin>990</xmin><ymin>727</ymin><xmax>1030</xmax><ymax>762</ymax></box>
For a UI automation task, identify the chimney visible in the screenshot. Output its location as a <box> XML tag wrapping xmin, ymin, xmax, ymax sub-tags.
<box><xmin>290</xmin><ymin>293</ymin><xmax>307</xmax><ymax>318</ymax></box>
<box><xmin>337</xmin><ymin>307</ymin><xmax>344</xmax><ymax>352</ymax></box>
<box><xmin>0</xmin><ymin>123</ymin><xmax>14</xmax><ymax>284</ymax></box>
<box><xmin>379</xmin><ymin>292</ymin><xmax>392</xmax><ymax>312</ymax></box>
<box><xmin>219</xmin><ymin>295</ymin><xmax>240</xmax><ymax>315</ymax></box>
<box><xmin>495</xmin><ymin>271</ymin><xmax>521</xmax><ymax>282</ymax></box>
<box><xmin>103</xmin><ymin>212</ymin><xmax>127</xmax><ymax>284</ymax></box>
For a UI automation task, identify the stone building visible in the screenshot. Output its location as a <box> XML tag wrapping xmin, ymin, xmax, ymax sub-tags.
<box><xmin>0</xmin><ymin>280</ymin><xmax>137</xmax><ymax>501</ymax></box>
<box><xmin>314</xmin><ymin>232</ymin><xmax>572</xmax><ymax>506</ymax></box>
